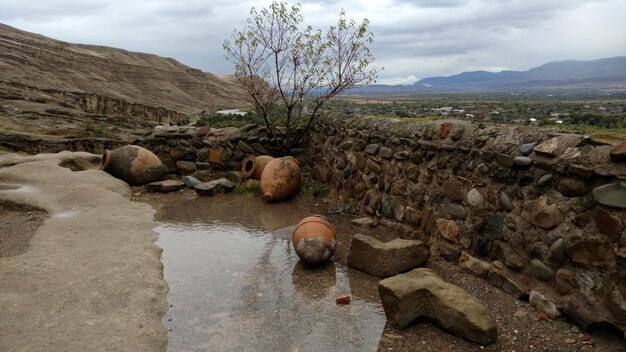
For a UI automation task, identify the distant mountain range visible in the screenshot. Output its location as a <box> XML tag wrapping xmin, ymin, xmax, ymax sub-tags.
<box><xmin>348</xmin><ymin>56</ymin><xmax>626</xmax><ymax>94</ymax></box>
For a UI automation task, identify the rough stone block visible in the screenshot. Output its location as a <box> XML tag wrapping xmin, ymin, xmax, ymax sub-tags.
<box><xmin>348</xmin><ymin>234</ymin><xmax>429</xmax><ymax>277</ymax></box>
<box><xmin>194</xmin><ymin>178</ymin><xmax>235</xmax><ymax>196</ymax></box>
<box><xmin>529</xmin><ymin>290</ymin><xmax>560</xmax><ymax>319</ymax></box>
<box><xmin>459</xmin><ymin>251</ymin><xmax>490</xmax><ymax>278</ymax></box>
<box><xmin>378</xmin><ymin>268</ymin><xmax>497</xmax><ymax>345</ymax></box>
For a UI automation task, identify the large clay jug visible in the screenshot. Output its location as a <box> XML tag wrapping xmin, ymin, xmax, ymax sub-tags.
<box><xmin>260</xmin><ymin>156</ymin><xmax>301</xmax><ymax>202</ymax></box>
<box><xmin>292</xmin><ymin>215</ymin><xmax>337</xmax><ymax>265</ymax></box>
<box><xmin>101</xmin><ymin>145</ymin><xmax>167</xmax><ymax>186</ymax></box>
<box><xmin>242</xmin><ymin>155</ymin><xmax>275</xmax><ymax>180</ymax></box>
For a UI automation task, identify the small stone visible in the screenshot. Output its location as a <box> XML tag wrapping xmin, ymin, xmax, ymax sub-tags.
<box><xmin>348</xmin><ymin>235</ymin><xmax>429</xmax><ymax>277</ymax></box>
<box><xmin>609</xmin><ymin>139</ymin><xmax>626</xmax><ymax>162</ymax></box>
<box><xmin>557</xmin><ymin>179</ymin><xmax>588</xmax><ymax>197</ymax></box>
<box><xmin>514</xmin><ymin>156</ymin><xmax>533</xmax><ymax>167</ymax></box>
<box><xmin>531</xmin><ymin>259</ymin><xmax>555</xmax><ymax>281</ymax></box>
<box><xmin>564</xmin><ymin>338</ymin><xmax>576</xmax><ymax>345</ymax></box>
<box><xmin>487</xmin><ymin>270</ymin><xmax>504</xmax><ymax>288</ymax></box>
<box><xmin>176</xmin><ymin>160</ymin><xmax>197</xmax><ymax>174</ymax></box>
<box><xmin>500</xmin><ymin>243</ymin><xmax>525</xmax><ymax>270</ymax></box>
<box><xmin>521</xmin><ymin>196</ymin><xmax>563</xmax><ymax>230</ymax></box>
<box><xmin>506</xmin><ymin>222</ymin><xmax>517</xmax><ymax>231</ymax></box>
<box><xmin>591</xmin><ymin>208</ymin><xmax>623</xmax><ymax>241</ymax></box>
<box><xmin>467</xmin><ymin>188</ymin><xmax>484</xmax><ymax>207</ymax></box>
<box><xmin>548</xmin><ymin>238</ymin><xmax>567</xmax><ymax>263</ymax></box>
<box><xmin>520</xmin><ymin>142</ymin><xmax>538</xmax><ymax>156</ymax></box>
<box><xmin>502</xmin><ymin>277</ymin><xmax>528</xmax><ymax>299</ymax></box>
<box><xmin>339</xmin><ymin>141</ymin><xmax>353</xmax><ymax>150</ymax></box>
<box><xmin>534</xmin><ymin>138</ymin><xmax>559</xmax><ymax>157</ymax></box>
<box><xmin>443</xmin><ymin>178</ymin><xmax>465</xmax><ymax>202</ymax></box>
<box><xmin>518</xmin><ymin>173</ymin><xmax>534</xmax><ymax>187</ymax></box>
<box><xmin>351</xmin><ymin>217</ymin><xmax>375</xmax><ymax>227</ymax></box>
<box><xmin>366</xmin><ymin>159</ymin><xmax>382</xmax><ymax>174</ymax></box>
<box><xmin>170</xmin><ymin>146</ymin><xmax>187</xmax><ymax>159</ymax></box>
<box><xmin>555</xmin><ymin>268</ymin><xmax>578</xmax><ymax>295</ymax></box>
<box><xmin>336</xmin><ymin>295</ymin><xmax>351</xmax><ymax>304</ymax></box>
<box><xmin>450</xmin><ymin>124</ymin><xmax>465</xmax><ymax>141</ymax></box>
<box><xmin>438</xmin><ymin>241</ymin><xmax>462</xmax><ymax>262</ymax></box>
<box><xmin>500</xmin><ymin>192</ymin><xmax>513</xmax><ymax>212</ymax></box>
<box><xmin>529</xmin><ymin>291</ymin><xmax>560</xmax><ymax>319</ymax></box>
<box><xmin>194</xmin><ymin>178</ymin><xmax>236</xmax><ymax>196</ymax></box>
<box><xmin>365</xmin><ymin>144</ymin><xmax>380</xmax><ymax>155</ymax></box>
<box><xmin>513</xmin><ymin>310</ymin><xmax>528</xmax><ymax>318</ymax></box>
<box><xmin>459</xmin><ymin>251</ymin><xmax>490</xmax><ymax>278</ymax></box>
<box><xmin>179</xmin><ymin>140</ymin><xmax>190</xmax><ymax>147</ymax></box>
<box><xmin>592</xmin><ymin>181</ymin><xmax>626</xmax><ymax>209</ymax></box>
<box><xmin>538</xmin><ymin>174</ymin><xmax>554</xmax><ymax>187</ymax></box>
<box><xmin>182</xmin><ymin>175</ymin><xmax>202</xmax><ymax>188</ymax></box>
<box><xmin>436</xmin><ymin>218</ymin><xmax>460</xmax><ymax>243</ymax></box>
<box><xmin>394</xmin><ymin>151</ymin><xmax>409</xmax><ymax>160</ymax></box>
<box><xmin>446</xmin><ymin>203</ymin><xmax>467</xmax><ymax>220</ymax></box>
<box><xmin>404</xmin><ymin>206</ymin><xmax>422</xmax><ymax>224</ymax></box>
<box><xmin>474</xmin><ymin>235</ymin><xmax>490</xmax><ymax>256</ymax></box>
<box><xmin>146</xmin><ymin>180</ymin><xmax>185</xmax><ymax>193</ymax></box>
<box><xmin>495</xmin><ymin>153</ymin><xmax>514</xmax><ymax>168</ymax></box>
<box><xmin>379</xmin><ymin>147</ymin><xmax>393</xmax><ymax>159</ymax></box>
<box><xmin>166</xmin><ymin>139</ymin><xmax>178</xmax><ymax>147</ymax></box>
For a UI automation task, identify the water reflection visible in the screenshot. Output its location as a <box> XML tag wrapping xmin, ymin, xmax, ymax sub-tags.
<box><xmin>149</xmin><ymin>193</ymin><xmax>387</xmax><ymax>352</ymax></box>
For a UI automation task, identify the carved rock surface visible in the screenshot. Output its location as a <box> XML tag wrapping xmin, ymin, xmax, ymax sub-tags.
<box><xmin>348</xmin><ymin>234</ymin><xmax>429</xmax><ymax>277</ymax></box>
<box><xmin>378</xmin><ymin>268</ymin><xmax>497</xmax><ymax>345</ymax></box>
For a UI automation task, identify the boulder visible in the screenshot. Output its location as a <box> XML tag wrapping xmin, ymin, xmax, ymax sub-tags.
<box><xmin>348</xmin><ymin>234</ymin><xmax>429</xmax><ymax>277</ymax></box>
<box><xmin>378</xmin><ymin>268</ymin><xmax>497</xmax><ymax>345</ymax></box>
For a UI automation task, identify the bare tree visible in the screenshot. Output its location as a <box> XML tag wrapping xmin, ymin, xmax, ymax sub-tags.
<box><xmin>224</xmin><ymin>1</ymin><xmax>379</xmax><ymax>154</ymax></box>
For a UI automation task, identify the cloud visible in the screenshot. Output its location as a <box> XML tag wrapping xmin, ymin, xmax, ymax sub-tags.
<box><xmin>1</xmin><ymin>0</ymin><xmax>624</xmax><ymax>83</ymax></box>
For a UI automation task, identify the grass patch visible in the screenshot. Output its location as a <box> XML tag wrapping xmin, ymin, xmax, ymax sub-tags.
<box><xmin>300</xmin><ymin>182</ymin><xmax>330</xmax><ymax>197</ymax></box>
<box><xmin>235</xmin><ymin>182</ymin><xmax>260</xmax><ymax>194</ymax></box>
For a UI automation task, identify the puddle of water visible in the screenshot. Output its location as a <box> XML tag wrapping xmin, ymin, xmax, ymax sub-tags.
<box><xmin>145</xmin><ymin>192</ymin><xmax>388</xmax><ymax>352</ymax></box>
<box><xmin>52</xmin><ymin>210</ymin><xmax>81</xmax><ymax>219</ymax></box>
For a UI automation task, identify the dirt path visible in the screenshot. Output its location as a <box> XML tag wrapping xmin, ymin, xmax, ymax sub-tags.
<box><xmin>0</xmin><ymin>152</ymin><xmax>168</xmax><ymax>352</ymax></box>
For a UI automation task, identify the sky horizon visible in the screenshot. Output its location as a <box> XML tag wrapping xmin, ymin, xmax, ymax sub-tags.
<box><xmin>1</xmin><ymin>0</ymin><xmax>625</xmax><ymax>85</ymax></box>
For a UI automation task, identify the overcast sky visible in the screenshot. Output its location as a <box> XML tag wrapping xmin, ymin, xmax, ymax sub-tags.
<box><xmin>1</xmin><ymin>0</ymin><xmax>625</xmax><ymax>85</ymax></box>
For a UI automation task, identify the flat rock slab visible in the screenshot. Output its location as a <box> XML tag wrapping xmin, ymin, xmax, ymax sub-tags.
<box><xmin>194</xmin><ymin>178</ymin><xmax>236</xmax><ymax>196</ymax></box>
<box><xmin>146</xmin><ymin>180</ymin><xmax>185</xmax><ymax>193</ymax></box>
<box><xmin>348</xmin><ymin>234</ymin><xmax>429</xmax><ymax>277</ymax></box>
<box><xmin>0</xmin><ymin>152</ymin><xmax>167</xmax><ymax>352</ymax></box>
<box><xmin>378</xmin><ymin>268</ymin><xmax>497</xmax><ymax>345</ymax></box>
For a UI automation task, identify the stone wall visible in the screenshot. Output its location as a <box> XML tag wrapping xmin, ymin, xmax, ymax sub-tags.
<box><xmin>127</xmin><ymin>114</ymin><xmax>625</xmax><ymax>335</ymax></box>
<box><xmin>307</xmin><ymin>114</ymin><xmax>626</xmax><ymax>334</ymax></box>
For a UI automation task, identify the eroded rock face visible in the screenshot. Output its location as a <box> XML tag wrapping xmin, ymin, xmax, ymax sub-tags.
<box><xmin>348</xmin><ymin>234</ymin><xmax>429</xmax><ymax>277</ymax></box>
<box><xmin>521</xmin><ymin>196</ymin><xmax>563</xmax><ymax>230</ymax></box>
<box><xmin>378</xmin><ymin>268</ymin><xmax>497</xmax><ymax>345</ymax></box>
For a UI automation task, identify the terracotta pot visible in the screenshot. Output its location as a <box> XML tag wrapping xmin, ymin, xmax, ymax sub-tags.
<box><xmin>260</xmin><ymin>156</ymin><xmax>301</xmax><ymax>202</ymax></box>
<box><xmin>241</xmin><ymin>155</ymin><xmax>275</xmax><ymax>180</ymax></box>
<box><xmin>101</xmin><ymin>145</ymin><xmax>167</xmax><ymax>186</ymax></box>
<box><xmin>292</xmin><ymin>215</ymin><xmax>337</xmax><ymax>265</ymax></box>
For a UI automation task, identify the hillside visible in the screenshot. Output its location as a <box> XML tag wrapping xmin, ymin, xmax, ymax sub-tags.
<box><xmin>0</xmin><ymin>23</ymin><xmax>250</xmax><ymax>152</ymax></box>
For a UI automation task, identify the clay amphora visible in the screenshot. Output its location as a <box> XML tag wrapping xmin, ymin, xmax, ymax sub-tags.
<box><xmin>292</xmin><ymin>215</ymin><xmax>337</xmax><ymax>265</ymax></box>
<box><xmin>260</xmin><ymin>156</ymin><xmax>301</xmax><ymax>202</ymax></box>
<box><xmin>101</xmin><ymin>145</ymin><xmax>167</xmax><ymax>186</ymax></box>
<box><xmin>242</xmin><ymin>155</ymin><xmax>275</xmax><ymax>180</ymax></box>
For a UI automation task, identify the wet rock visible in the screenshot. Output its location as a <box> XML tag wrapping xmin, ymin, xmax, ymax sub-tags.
<box><xmin>534</xmin><ymin>137</ymin><xmax>559</xmax><ymax>157</ymax></box>
<box><xmin>521</xmin><ymin>196</ymin><xmax>563</xmax><ymax>230</ymax></box>
<box><xmin>529</xmin><ymin>291</ymin><xmax>561</xmax><ymax>319</ymax></box>
<box><xmin>592</xmin><ymin>208</ymin><xmax>623</xmax><ymax>241</ymax></box>
<box><xmin>378</xmin><ymin>268</ymin><xmax>497</xmax><ymax>345</ymax></box>
<box><xmin>609</xmin><ymin>139</ymin><xmax>626</xmax><ymax>162</ymax></box>
<box><xmin>548</xmin><ymin>238</ymin><xmax>567</xmax><ymax>263</ymax></box>
<box><xmin>531</xmin><ymin>259</ymin><xmax>555</xmax><ymax>281</ymax></box>
<box><xmin>182</xmin><ymin>175</ymin><xmax>202</xmax><ymax>188</ymax></box>
<box><xmin>379</xmin><ymin>147</ymin><xmax>393</xmax><ymax>160</ymax></box>
<box><xmin>460</xmin><ymin>251</ymin><xmax>490</xmax><ymax>278</ymax></box>
<box><xmin>443</xmin><ymin>178</ymin><xmax>465</xmax><ymax>202</ymax></box>
<box><xmin>436</xmin><ymin>218</ymin><xmax>460</xmax><ymax>243</ymax></box>
<box><xmin>518</xmin><ymin>173</ymin><xmax>534</xmax><ymax>187</ymax></box>
<box><xmin>146</xmin><ymin>180</ymin><xmax>185</xmax><ymax>193</ymax></box>
<box><xmin>538</xmin><ymin>173</ymin><xmax>554</xmax><ymax>187</ymax></box>
<box><xmin>467</xmin><ymin>188</ymin><xmax>484</xmax><ymax>207</ymax></box>
<box><xmin>520</xmin><ymin>142</ymin><xmax>538</xmax><ymax>156</ymax></box>
<box><xmin>557</xmin><ymin>179</ymin><xmax>588</xmax><ymax>197</ymax></box>
<box><xmin>365</xmin><ymin>144</ymin><xmax>380</xmax><ymax>155</ymax></box>
<box><xmin>500</xmin><ymin>192</ymin><xmax>513</xmax><ymax>212</ymax></box>
<box><xmin>474</xmin><ymin>235</ymin><xmax>490</xmax><ymax>256</ymax></box>
<box><xmin>348</xmin><ymin>235</ymin><xmax>429</xmax><ymax>277</ymax></box>
<box><xmin>593</xmin><ymin>181</ymin><xmax>626</xmax><ymax>209</ymax></box>
<box><xmin>514</xmin><ymin>156</ymin><xmax>533</xmax><ymax>168</ymax></box>
<box><xmin>555</xmin><ymin>268</ymin><xmax>578</xmax><ymax>295</ymax></box>
<box><xmin>194</xmin><ymin>178</ymin><xmax>236</xmax><ymax>196</ymax></box>
<box><xmin>447</xmin><ymin>203</ymin><xmax>467</xmax><ymax>220</ymax></box>
<box><xmin>568</xmin><ymin>239</ymin><xmax>617</xmax><ymax>269</ymax></box>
